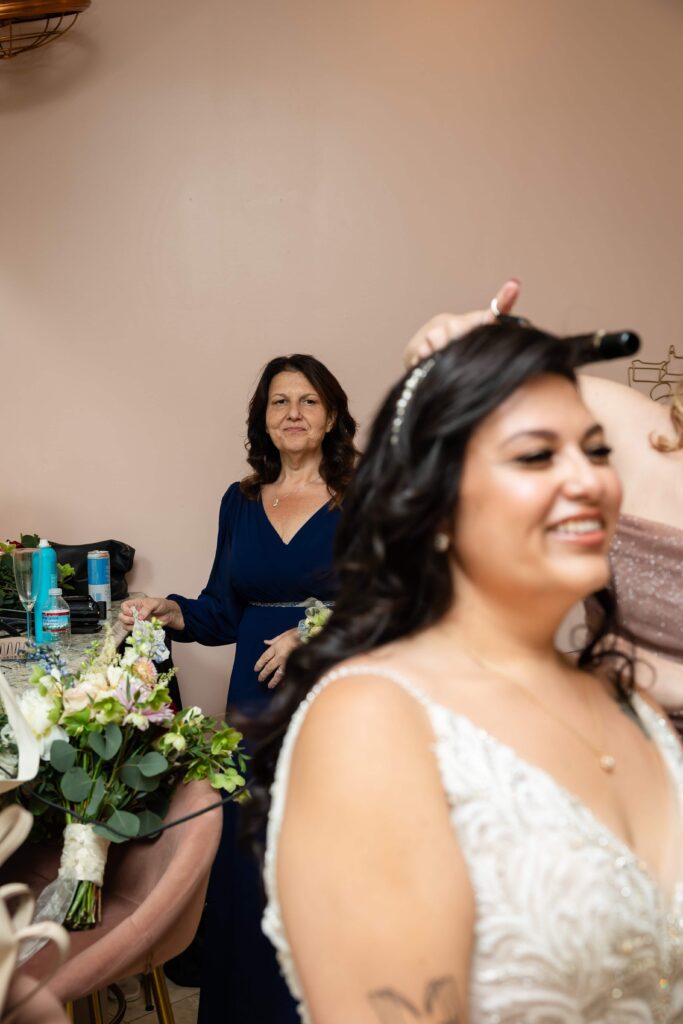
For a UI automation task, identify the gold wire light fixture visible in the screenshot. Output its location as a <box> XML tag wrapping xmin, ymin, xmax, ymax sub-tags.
<box><xmin>0</xmin><ymin>0</ymin><xmax>91</xmax><ymax>59</ymax></box>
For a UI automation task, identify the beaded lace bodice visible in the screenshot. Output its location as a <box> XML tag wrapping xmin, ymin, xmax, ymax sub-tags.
<box><xmin>263</xmin><ymin>666</ymin><xmax>683</xmax><ymax>1023</ymax></box>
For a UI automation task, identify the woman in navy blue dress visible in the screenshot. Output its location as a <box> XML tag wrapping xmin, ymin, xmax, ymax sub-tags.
<box><xmin>121</xmin><ymin>353</ymin><xmax>358</xmax><ymax>1022</ymax></box>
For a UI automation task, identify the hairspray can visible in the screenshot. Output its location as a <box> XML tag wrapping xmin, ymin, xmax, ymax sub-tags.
<box><xmin>87</xmin><ymin>550</ymin><xmax>111</xmax><ymax>618</ymax></box>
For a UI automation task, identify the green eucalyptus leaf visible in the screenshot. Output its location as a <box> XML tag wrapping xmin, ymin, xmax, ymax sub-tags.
<box><xmin>94</xmin><ymin>809</ymin><xmax>140</xmax><ymax>844</ymax></box>
<box><xmin>137</xmin><ymin>810</ymin><xmax>165</xmax><ymax>839</ymax></box>
<box><xmin>138</xmin><ymin>752</ymin><xmax>168</xmax><ymax>778</ymax></box>
<box><xmin>28</xmin><ymin>796</ymin><xmax>48</xmax><ymax>816</ymax></box>
<box><xmin>50</xmin><ymin>740</ymin><xmax>76</xmax><ymax>773</ymax></box>
<box><xmin>87</xmin><ymin>724</ymin><xmax>122</xmax><ymax>760</ymax></box>
<box><xmin>120</xmin><ymin>764</ymin><xmax>160</xmax><ymax>793</ymax></box>
<box><xmin>60</xmin><ymin>767</ymin><xmax>93</xmax><ymax>802</ymax></box>
<box><xmin>86</xmin><ymin>777</ymin><xmax>106</xmax><ymax>818</ymax></box>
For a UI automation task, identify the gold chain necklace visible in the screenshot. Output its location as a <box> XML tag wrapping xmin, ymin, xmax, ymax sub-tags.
<box><xmin>460</xmin><ymin>648</ymin><xmax>617</xmax><ymax>773</ymax></box>
<box><xmin>270</xmin><ymin>479</ymin><xmax>325</xmax><ymax>512</ymax></box>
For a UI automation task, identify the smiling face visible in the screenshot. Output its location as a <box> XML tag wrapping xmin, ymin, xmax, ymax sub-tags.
<box><xmin>265</xmin><ymin>370</ymin><xmax>334</xmax><ymax>458</ymax></box>
<box><xmin>453</xmin><ymin>374</ymin><xmax>622</xmax><ymax>607</ymax></box>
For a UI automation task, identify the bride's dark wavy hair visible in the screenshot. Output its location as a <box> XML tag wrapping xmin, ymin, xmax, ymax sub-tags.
<box><xmin>240</xmin><ymin>354</ymin><xmax>359</xmax><ymax>505</ymax></box>
<box><xmin>241</xmin><ymin>323</ymin><xmax>634</xmax><ymax>858</ymax></box>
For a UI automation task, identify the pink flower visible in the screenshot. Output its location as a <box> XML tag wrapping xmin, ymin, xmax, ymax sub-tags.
<box><xmin>114</xmin><ymin>674</ymin><xmax>174</xmax><ymax>731</ymax></box>
<box><xmin>143</xmin><ymin>706</ymin><xmax>174</xmax><ymax>726</ymax></box>
<box><xmin>132</xmin><ymin>658</ymin><xmax>157</xmax><ymax>686</ymax></box>
<box><xmin>114</xmin><ymin>675</ymin><xmax>153</xmax><ymax>711</ymax></box>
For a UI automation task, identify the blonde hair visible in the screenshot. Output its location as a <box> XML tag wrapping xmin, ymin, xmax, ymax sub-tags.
<box><xmin>651</xmin><ymin>380</ymin><xmax>683</xmax><ymax>452</ymax></box>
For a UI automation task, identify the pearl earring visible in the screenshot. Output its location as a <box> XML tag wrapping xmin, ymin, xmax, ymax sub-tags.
<box><xmin>433</xmin><ymin>532</ymin><xmax>450</xmax><ymax>553</ymax></box>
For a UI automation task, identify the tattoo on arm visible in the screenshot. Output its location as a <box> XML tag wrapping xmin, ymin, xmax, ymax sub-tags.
<box><xmin>368</xmin><ymin>975</ymin><xmax>461</xmax><ymax>1024</ymax></box>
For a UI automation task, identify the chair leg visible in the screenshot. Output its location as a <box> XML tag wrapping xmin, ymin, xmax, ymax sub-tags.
<box><xmin>87</xmin><ymin>990</ymin><xmax>104</xmax><ymax>1024</ymax></box>
<box><xmin>106</xmin><ymin>985</ymin><xmax>128</xmax><ymax>1024</ymax></box>
<box><xmin>149</xmin><ymin>966</ymin><xmax>176</xmax><ymax>1024</ymax></box>
<box><xmin>142</xmin><ymin>971</ymin><xmax>155</xmax><ymax>1011</ymax></box>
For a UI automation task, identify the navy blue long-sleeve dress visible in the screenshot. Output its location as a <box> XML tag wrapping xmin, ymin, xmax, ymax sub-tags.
<box><xmin>168</xmin><ymin>482</ymin><xmax>341</xmax><ymax>1023</ymax></box>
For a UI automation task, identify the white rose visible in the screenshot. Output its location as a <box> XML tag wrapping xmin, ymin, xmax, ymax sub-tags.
<box><xmin>17</xmin><ymin>690</ymin><xmax>69</xmax><ymax>760</ymax></box>
<box><xmin>18</xmin><ymin>690</ymin><xmax>57</xmax><ymax>737</ymax></box>
<box><xmin>80</xmin><ymin>671</ymin><xmax>108</xmax><ymax>693</ymax></box>
<box><xmin>62</xmin><ymin>687</ymin><xmax>91</xmax><ymax>714</ymax></box>
<box><xmin>62</xmin><ymin>671</ymin><xmax>110</xmax><ymax>716</ymax></box>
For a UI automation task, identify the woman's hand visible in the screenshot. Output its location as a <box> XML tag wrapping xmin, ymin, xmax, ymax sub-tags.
<box><xmin>403</xmin><ymin>278</ymin><xmax>521</xmax><ymax>368</ymax></box>
<box><xmin>254</xmin><ymin>628</ymin><xmax>301</xmax><ymax>688</ymax></box>
<box><xmin>118</xmin><ymin>597</ymin><xmax>184</xmax><ymax>632</ymax></box>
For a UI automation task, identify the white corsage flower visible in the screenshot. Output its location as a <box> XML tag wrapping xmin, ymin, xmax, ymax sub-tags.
<box><xmin>130</xmin><ymin>615</ymin><xmax>170</xmax><ymax>663</ymax></box>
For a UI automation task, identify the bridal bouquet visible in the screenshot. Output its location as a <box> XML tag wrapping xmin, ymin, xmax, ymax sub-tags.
<box><xmin>9</xmin><ymin>617</ymin><xmax>246</xmax><ymax>929</ymax></box>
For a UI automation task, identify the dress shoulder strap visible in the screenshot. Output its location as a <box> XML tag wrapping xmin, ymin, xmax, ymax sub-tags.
<box><xmin>316</xmin><ymin>663</ymin><xmax>437</xmax><ymax>708</ymax></box>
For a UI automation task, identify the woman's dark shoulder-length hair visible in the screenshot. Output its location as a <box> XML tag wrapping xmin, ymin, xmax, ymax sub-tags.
<box><xmin>241</xmin><ymin>323</ymin><xmax>636</xmax><ymax>860</ymax></box>
<box><xmin>240</xmin><ymin>354</ymin><xmax>359</xmax><ymax>505</ymax></box>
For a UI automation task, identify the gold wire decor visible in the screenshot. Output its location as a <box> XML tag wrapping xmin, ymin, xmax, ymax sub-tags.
<box><xmin>0</xmin><ymin>0</ymin><xmax>91</xmax><ymax>59</ymax></box>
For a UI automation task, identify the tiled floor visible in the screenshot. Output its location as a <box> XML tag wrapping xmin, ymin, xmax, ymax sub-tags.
<box><xmin>123</xmin><ymin>977</ymin><xmax>199</xmax><ymax>1023</ymax></box>
<box><xmin>73</xmin><ymin>977</ymin><xmax>198</xmax><ymax>1023</ymax></box>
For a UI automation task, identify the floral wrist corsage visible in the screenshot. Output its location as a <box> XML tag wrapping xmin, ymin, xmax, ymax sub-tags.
<box><xmin>297</xmin><ymin>600</ymin><xmax>332</xmax><ymax>644</ymax></box>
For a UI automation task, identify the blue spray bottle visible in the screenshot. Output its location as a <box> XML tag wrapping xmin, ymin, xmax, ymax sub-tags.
<box><xmin>34</xmin><ymin>539</ymin><xmax>58</xmax><ymax>643</ymax></box>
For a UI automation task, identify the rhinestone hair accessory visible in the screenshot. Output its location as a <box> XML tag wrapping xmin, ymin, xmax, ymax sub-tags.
<box><xmin>389</xmin><ymin>357</ymin><xmax>436</xmax><ymax>446</ymax></box>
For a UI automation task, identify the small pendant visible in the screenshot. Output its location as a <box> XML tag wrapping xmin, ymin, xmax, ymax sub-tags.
<box><xmin>599</xmin><ymin>754</ymin><xmax>616</xmax><ymax>772</ymax></box>
<box><xmin>272</xmin><ymin>497</ymin><xmax>280</xmax><ymax>508</ymax></box>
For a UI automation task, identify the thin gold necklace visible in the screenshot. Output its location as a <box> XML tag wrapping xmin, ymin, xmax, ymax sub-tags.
<box><xmin>460</xmin><ymin>648</ymin><xmax>617</xmax><ymax>773</ymax></box>
<box><xmin>270</xmin><ymin>477</ymin><xmax>323</xmax><ymax>509</ymax></box>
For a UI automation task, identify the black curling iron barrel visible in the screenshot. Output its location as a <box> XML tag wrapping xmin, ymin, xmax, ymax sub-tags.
<box><xmin>492</xmin><ymin>313</ymin><xmax>640</xmax><ymax>365</ymax></box>
<box><xmin>568</xmin><ymin>330</ymin><xmax>640</xmax><ymax>366</ymax></box>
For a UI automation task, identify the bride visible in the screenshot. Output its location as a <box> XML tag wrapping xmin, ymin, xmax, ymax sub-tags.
<box><xmin>247</xmin><ymin>320</ymin><xmax>683</xmax><ymax>1022</ymax></box>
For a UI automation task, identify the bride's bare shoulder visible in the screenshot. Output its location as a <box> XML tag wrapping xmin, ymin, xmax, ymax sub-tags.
<box><xmin>282</xmin><ymin>654</ymin><xmax>445</xmax><ymax>821</ymax></box>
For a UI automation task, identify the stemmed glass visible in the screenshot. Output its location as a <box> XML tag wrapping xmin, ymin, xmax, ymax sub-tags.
<box><xmin>12</xmin><ymin>549</ymin><xmax>38</xmax><ymax>641</ymax></box>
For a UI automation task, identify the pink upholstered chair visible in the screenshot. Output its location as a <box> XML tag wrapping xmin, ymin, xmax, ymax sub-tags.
<box><xmin>7</xmin><ymin>780</ymin><xmax>223</xmax><ymax>1023</ymax></box>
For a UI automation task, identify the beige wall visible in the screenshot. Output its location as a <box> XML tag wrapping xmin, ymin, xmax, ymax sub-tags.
<box><xmin>3</xmin><ymin>0</ymin><xmax>682</xmax><ymax>711</ymax></box>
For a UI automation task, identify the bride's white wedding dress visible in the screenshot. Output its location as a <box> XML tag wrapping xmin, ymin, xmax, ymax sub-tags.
<box><xmin>263</xmin><ymin>665</ymin><xmax>683</xmax><ymax>1023</ymax></box>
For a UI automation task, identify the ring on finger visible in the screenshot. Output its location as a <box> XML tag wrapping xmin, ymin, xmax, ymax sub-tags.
<box><xmin>490</xmin><ymin>296</ymin><xmax>502</xmax><ymax>318</ymax></box>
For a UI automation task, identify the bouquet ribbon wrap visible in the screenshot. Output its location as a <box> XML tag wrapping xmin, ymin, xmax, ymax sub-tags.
<box><xmin>23</xmin><ymin>826</ymin><xmax>111</xmax><ymax>956</ymax></box>
<box><xmin>59</xmin><ymin>825</ymin><xmax>110</xmax><ymax>887</ymax></box>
